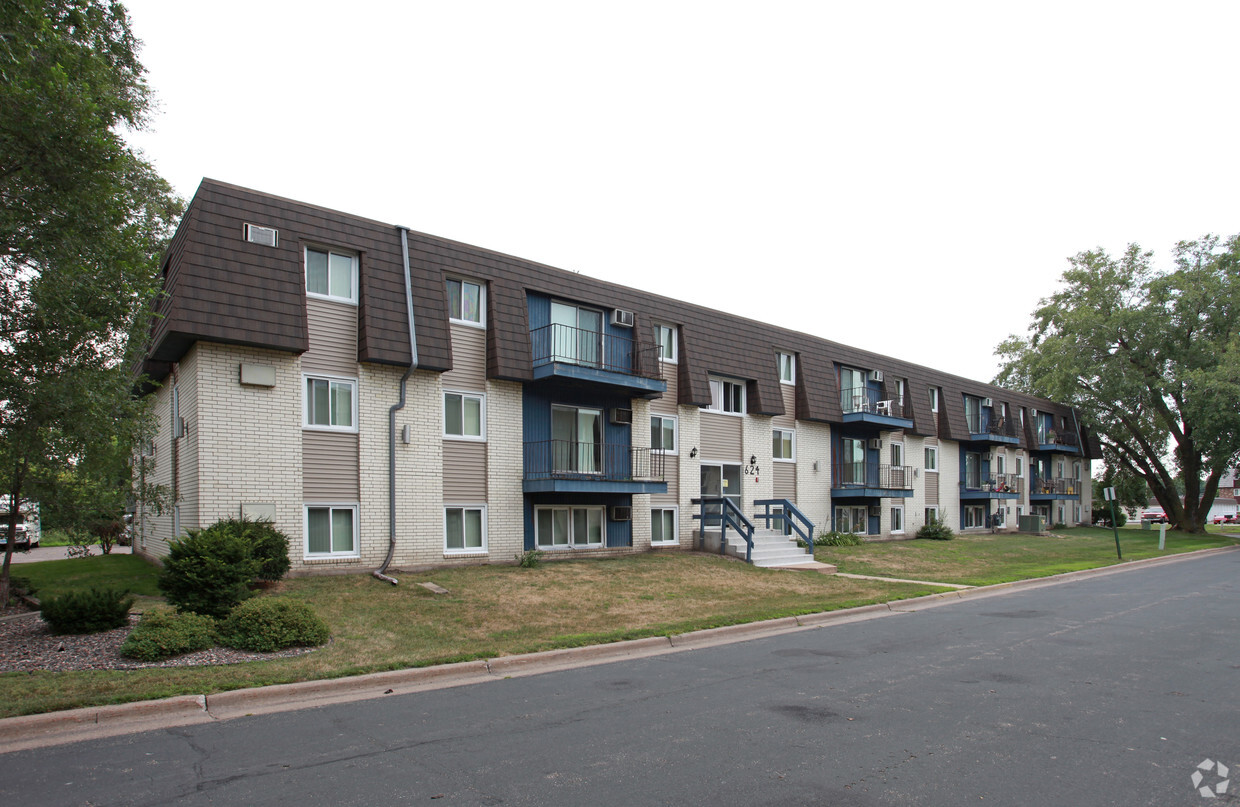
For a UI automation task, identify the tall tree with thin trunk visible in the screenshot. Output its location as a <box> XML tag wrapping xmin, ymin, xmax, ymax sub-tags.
<box><xmin>996</xmin><ymin>236</ymin><xmax>1240</xmax><ymax>533</ymax></box>
<box><xmin>0</xmin><ymin>0</ymin><xmax>182</xmax><ymax>604</ymax></box>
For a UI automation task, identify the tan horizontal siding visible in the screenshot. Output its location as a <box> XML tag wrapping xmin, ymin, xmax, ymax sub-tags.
<box><xmin>303</xmin><ymin>431</ymin><xmax>359</xmax><ymax>499</ymax></box>
<box><xmin>303</xmin><ymin>297</ymin><xmax>358</xmax><ymax>375</ymax></box>
<box><xmin>926</xmin><ymin>468</ymin><xmax>939</xmax><ymax>505</ymax></box>
<box><xmin>772</xmin><ymin>385</ymin><xmax>796</xmax><ymax>428</ymax></box>
<box><xmin>773</xmin><ymin>461</ymin><xmax>795</xmax><ymax>500</ymax></box>
<box><xmin>442</xmin><ymin>323</ymin><xmax>487</xmax><ymax>391</ymax></box>
<box><xmin>444</xmin><ymin>440</ymin><xmax>487</xmax><ymax>501</ymax></box>
<box><xmin>700</xmin><ymin>412</ymin><xmax>742</xmax><ymax>461</ymax></box>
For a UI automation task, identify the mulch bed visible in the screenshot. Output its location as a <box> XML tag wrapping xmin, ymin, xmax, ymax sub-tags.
<box><xmin>0</xmin><ymin>606</ymin><xmax>317</xmax><ymax>672</ymax></box>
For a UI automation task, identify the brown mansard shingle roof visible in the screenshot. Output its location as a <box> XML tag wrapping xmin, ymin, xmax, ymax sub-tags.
<box><xmin>144</xmin><ymin>179</ymin><xmax>1093</xmax><ymax>457</ymax></box>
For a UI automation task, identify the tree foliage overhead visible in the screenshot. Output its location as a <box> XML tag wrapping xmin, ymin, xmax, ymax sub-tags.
<box><xmin>996</xmin><ymin>235</ymin><xmax>1240</xmax><ymax>533</ymax></box>
<box><xmin>0</xmin><ymin>0</ymin><xmax>182</xmax><ymax>600</ymax></box>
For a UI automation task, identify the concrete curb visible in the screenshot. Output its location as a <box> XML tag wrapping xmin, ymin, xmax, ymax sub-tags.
<box><xmin>2</xmin><ymin>544</ymin><xmax>1235</xmax><ymax>753</ymax></box>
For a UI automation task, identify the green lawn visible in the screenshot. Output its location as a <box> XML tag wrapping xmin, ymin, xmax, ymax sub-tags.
<box><xmin>0</xmin><ymin>553</ymin><xmax>943</xmax><ymax>718</ymax></box>
<box><xmin>10</xmin><ymin>554</ymin><xmax>162</xmax><ymax>598</ymax></box>
<box><xmin>813</xmin><ymin>526</ymin><xmax>1239</xmax><ymax>586</ymax></box>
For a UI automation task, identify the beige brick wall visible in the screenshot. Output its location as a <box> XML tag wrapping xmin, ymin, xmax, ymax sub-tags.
<box><xmin>676</xmin><ymin>405</ymin><xmax>701</xmax><ymax>547</ymax></box>
<box><xmin>937</xmin><ymin>439</ymin><xmax>960</xmax><ymax>530</ymax></box>
<box><xmin>485</xmin><ymin>379</ymin><xmax>524</xmax><ymax>560</ymax></box>
<box><xmin>794</xmin><ymin>421</ymin><xmax>832</xmax><ymax>535</ymax></box>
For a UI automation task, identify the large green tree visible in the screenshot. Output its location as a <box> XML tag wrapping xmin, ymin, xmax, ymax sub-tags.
<box><xmin>0</xmin><ymin>0</ymin><xmax>181</xmax><ymax>603</ymax></box>
<box><xmin>996</xmin><ymin>236</ymin><xmax>1240</xmax><ymax>533</ymax></box>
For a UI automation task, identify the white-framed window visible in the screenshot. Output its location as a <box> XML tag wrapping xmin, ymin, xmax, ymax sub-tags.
<box><xmin>651</xmin><ymin>415</ymin><xmax>677</xmax><ymax>453</ymax></box>
<box><xmin>1057</xmin><ymin>459</ymin><xmax>1065</xmax><ymax>478</ymax></box>
<box><xmin>304</xmin><ymin>375</ymin><xmax>357</xmax><ymax>432</ymax></box>
<box><xmin>305</xmin><ymin>504</ymin><xmax>358</xmax><ymax>557</ymax></box>
<box><xmin>654</xmin><ymin>324</ymin><xmax>677</xmax><ymax>363</ymax></box>
<box><xmin>707</xmin><ymin>377</ymin><xmax>746</xmax><ymax>415</ymax></box>
<box><xmin>778</xmin><ymin>352</ymin><xmax>795</xmax><ymax>384</ymax></box>
<box><xmin>891</xmin><ymin>505</ymin><xmax>905</xmax><ymax>534</ymax></box>
<box><xmin>1073</xmin><ymin>504</ymin><xmax>1081</xmax><ymax>523</ymax></box>
<box><xmin>1074</xmin><ymin>462</ymin><xmax>1082</xmax><ymax>480</ymax></box>
<box><xmin>836</xmin><ymin>506</ymin><xmax>869</xmax><ymax>535</ymax></box>
<box><xmin>1056</xmin><ymin>504</ymin><xmax>1066</xmax><ymax>525</ymax></box>
<box><xmin>995</xmin><ymin>454</ymin><xmax>1006</xmax><ymax>474</ymax></box>
<box><xmin>535</xmin><ymin>505</ymin><xmax>605</xmax><ymax>549</ymax></box>
<box><xmin>925</xmin><ymin>506</ymin><xmax>939</xmax><ymax>525</ymax></box>
<box><xmin>1016</xmin><ymin>455</ymin><xmax>1024</xmax><ymax>477</ymax></box>
<box><xmin>929</xmin><ymin>387</ymin><xmax>939</xmax><ymax>413</ymax></box>
<box><xmin>895</xmin><ymin>379</ymin><xmax>905</xmax><ymax>406</ymax></box>
<box><xmin>305</xmin><ymin>246</ymin><xmax>357</xmax><ymax>304</ymax></box>
<box><xmin>651</xmin><ymin>507</ymin><xmax>678</xmax><ymax>545</ymax></box>
<box><xmin>924</xmin><ymin>445</ymin><xmax>938</xmax><ymax>472</ymax></box>
<box><xmin>890</xmin><ymin>442</ymin><xmax>904</xmax><ymax>467</ymax></box>
<box><xmin>772</xmin><ymin>428</ymin><xmax>795</xmax><ymax>461</ymax></box>
<box><xmin>994</xmin><ymin>507</ymin><xmax>1007</xmax><ymax>528</ymax></box>
<box><xmin>964</xmin><ymin>505</ymin><xmax>986</xmax><ymax>528</ymax></box>
<box><xmin>445</xmin><ymin>506</ymin><xmax>486</xmax><ymax>553</ymax></box>
<box><xmin>444</xmin><ymin>391</ymin><xmax>485</xmax><ymax>440</ymax></box>
<box><xmin>446</xmin><ymin>277</ymin><xmax>485</xmax><ymax>325</ymax></box>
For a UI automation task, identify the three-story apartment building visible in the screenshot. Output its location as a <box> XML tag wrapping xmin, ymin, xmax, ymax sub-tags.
<box><xmin>134</xmin><ymin>179</ymin><xmax>1097</xmax><ymax>571</ymax></box>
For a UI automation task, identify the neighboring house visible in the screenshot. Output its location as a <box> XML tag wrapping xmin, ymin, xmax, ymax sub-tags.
<box><xmin>134</xmin><ymin>179</ymin><xmax>1097</xmax><ymax>572</ymax></box>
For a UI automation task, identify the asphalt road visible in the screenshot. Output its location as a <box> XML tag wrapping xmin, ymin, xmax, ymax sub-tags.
<box><xmin>3</xmin><ymin>551</ymin><xmax>1237</xmax><ymax>807</ymax></box>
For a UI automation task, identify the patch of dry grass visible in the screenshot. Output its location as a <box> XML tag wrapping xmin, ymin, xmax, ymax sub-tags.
<box><xmin>0</xmin><ymin>552</ymin><xmax>942</xmax><ymax>718</ymax></box>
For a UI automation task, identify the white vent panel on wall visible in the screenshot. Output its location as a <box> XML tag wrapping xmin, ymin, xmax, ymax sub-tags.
<box><xmin>244</xmin><ymin>223</ymin><xmax>278</xmax><ymax>247</ymax></box>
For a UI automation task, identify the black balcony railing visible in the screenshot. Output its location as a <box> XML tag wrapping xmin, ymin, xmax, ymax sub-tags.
<box><xmin>530</xmin><ymin>323</ymin><xmax>661</xmax><ymax>380</ymax></box>
<box><xmin>524</xmin><ymin>440</ymin><xmax>665</xmax><ymax>482</ymax></box>
<box><xmin>960</xmin><ymin>473</ymin><xmax>1022</xmax><ymax>494</ymax></box>
<box><xmin>1030</xmin><ymin>475</ymin><xmax>1082</xmax><ymax>495</ymax></box>
<box><xmin>832</xmin><ymin>462</ymin><xmax>913</xmax><ymax>490</ymax></box>
<box><xmin>1035</xmin><ymin>428</ymin><xmax>1080</xmax><ymax>448</ymax></box>
<box><xmin>839</xmin><ymin>387</ymin><xmax>910</xmax><ymax>418</ymax></box>
<box><xmin>967</xmin><ymin>413</ymin><xmax>1018</xmax><ymax>438</ymax></box>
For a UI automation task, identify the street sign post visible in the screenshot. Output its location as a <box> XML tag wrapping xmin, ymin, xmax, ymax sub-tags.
<box><xmin>1103</xmin><ymin>486</ymin><xmax>1122</xmax><ymax>560</ymax></box>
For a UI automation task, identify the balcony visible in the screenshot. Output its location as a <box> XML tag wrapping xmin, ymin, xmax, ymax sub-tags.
<box><xmin>966</xmin><ymin>413</ymin><xmax>1020</xmax><ymax>445</ymax></box>
<box><xmin>839</xmin><ymin>387</ymin><xmax>914</xmax><ymax>429</ymax></box>
<box><xmin>1030</xmin><ymin>475</ymin><xmax>1082</xmax><ymax>499</ymax></box>
<box><xmin>831</xmin><ymin>462</ymin><xmax>914</xmax><ymax>498</ymax></box>
<box><xmin>523</xmin><ymin>440</ymin><xmax>667</xmax><ymax>494</ymax></box>
<box><xmin>530</xmin><ymin>323</ymin><xmax>666</xmax><ymax>397</ymax></box>
<box><xmin>960</xmin><ymin>473</ymin><xmax>1022</xmax><ymax>499</ymax></box>
<box><xmin>1035</xmin><ymin>428</ymin><xmax>1080</xmax><ymax>454</ymax></box>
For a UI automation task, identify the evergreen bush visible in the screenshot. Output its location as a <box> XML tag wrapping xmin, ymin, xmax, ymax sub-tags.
<box><xmin>916</xmin><ymin>518</ymin><xmax>956</xmax><ymax>540</ymax></box>
<box><xmin>220</xmin><ymin>598</ymin><xmax>330</xmax><ymax>653</ymax></box>
<box><xmin>120</xmin><ymin>608</ymin><xmax>218</xmax><ymax>661</ymax></box>
<box><xmin>158</xmin><ymin>526</ymin><xmax>261</xmax><ymax>618</ymax></box>
<box><xmin>40</xmin><ymin>588</ymin><xmax>134</xmax><ymax>634</ymax></box>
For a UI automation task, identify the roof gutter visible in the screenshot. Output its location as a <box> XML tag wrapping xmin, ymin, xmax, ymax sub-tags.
<box><xmin>373</xmin><ymin>225</ymin><xmax>418</xmax><ymax>585</ymax></box>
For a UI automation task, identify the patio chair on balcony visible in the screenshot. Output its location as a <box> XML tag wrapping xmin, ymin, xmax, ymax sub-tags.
<box><xmin>875</xmin><ymin>399</ymin><xmax>893</xmax><ymax>416</ymax></box>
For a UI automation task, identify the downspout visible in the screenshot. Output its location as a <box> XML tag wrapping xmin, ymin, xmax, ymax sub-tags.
<box><xmin>373</xmin><ymin>225</ymin><xmax>418</xmax><ymax>585</ymax></box>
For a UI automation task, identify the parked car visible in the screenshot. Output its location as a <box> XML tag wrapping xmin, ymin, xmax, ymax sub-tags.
<box><xmin>1140</xmin><ymin>510</ymin><xmax>1168</xmax><ymax>524</ymax></box>
<box><xmin>1212</xmin><ymin>514</ymin><xmax>1238</xmax><ymax>525</ymax></box>
<box><xmin>0</xmin><ymin>516</ymin><xmax>38</xmax><ymax>550</ymax></box>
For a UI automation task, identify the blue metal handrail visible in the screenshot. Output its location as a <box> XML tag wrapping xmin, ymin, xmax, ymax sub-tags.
<box><xmin>691</xmin><ymin>497</ymin><xmax>755</xmax><ymax>563</ymax></box>
<box><xmin>753</xmin><ymin>498</ymin><xmax>815</xmax><ymax>556</ymax></box>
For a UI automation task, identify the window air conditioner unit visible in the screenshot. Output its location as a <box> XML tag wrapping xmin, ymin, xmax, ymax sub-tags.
<box><xmin>870</xmin><ymin>370</ymin><xmax>884</xmax><ymax>382</ymax></box>
<box><xmin>609</xmin><ymin>407</ymin><xmax>633</xmax><ymax>425</ymax></box>
<box><xmin>869</xmin><ymin>505</ymin><xmax>881</xmax><ymax>517</ymax></box>
<box><xmin>868</xmin><ymin>438</ymin><xmax>882</xmax><ymax>450</ymax></box>
<box><xmin>611</xmin><ymin>506</ymin><xmax>632</xmax><ymax>521</ymax></box>
<box><xmin>983</xmin><ymin>397</ymin><xmax>993</xmax><ymax>407</ymax></box>
<box><xmin>611</xmin><ymin>309</ymin><xmax>635</xmax><ymax>328</ymax></box>
<box><xmin>1030</xmin><ymin>408</ymin><xmax>1038</xmax><ymax>418</ymax></box>
<box><xmin>243</xmin><ymin>223</ymin><xmax>278</xmax><ymax>247</ymax></box>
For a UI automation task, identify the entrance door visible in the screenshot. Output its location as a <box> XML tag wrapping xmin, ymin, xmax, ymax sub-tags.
<box><xmin>550</xmin><ymin>301</ymin><xmax>603</xmax><ymax>367</ymax></box>
<box><xmin>551</xmin><ymin>405</ymin><xmax>602</xmax><ymax>474</ymax></box>
<box><xmin>700</xmin><ymin>463</ymin><xmax>742</xmax><ymax>526</ymax></box>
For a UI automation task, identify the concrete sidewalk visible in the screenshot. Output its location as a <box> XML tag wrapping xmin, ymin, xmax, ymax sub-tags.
<box><xmin>1</xmin><ymin>544</ymin><xmax>1235</xmax><ymax>754</ymax></box>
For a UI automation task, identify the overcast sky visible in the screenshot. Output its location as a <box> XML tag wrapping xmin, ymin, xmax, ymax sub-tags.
<box><xmin>121</xmin><ymin>1</ymin><xmax>1240</xmax><ymax>385</ymax></box>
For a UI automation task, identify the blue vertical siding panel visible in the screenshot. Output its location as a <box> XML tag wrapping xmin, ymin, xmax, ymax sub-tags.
<box><xmin>527</xmin><ymin>293</ymin><xmax>550</xmax><ymax>331</ymax></box>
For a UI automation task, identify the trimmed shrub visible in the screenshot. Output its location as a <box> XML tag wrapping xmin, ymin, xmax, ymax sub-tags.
<box><xmin>204</xmin><ymin>516</ymin><xmax>291</xmax><ymax>581</ymax></box>
<box><xmin>816</xmin><ymin>531</ymin><xmax>865</xmax><ymax>547</ymax></box>
<box><xmin>158</xmin><ymin>527</ymin><xmax>261</xmax><ymax>618</ymax></box>
<box><xmin>120</xmin><ymin>608</ymin><xmax>218</xmax><ymax>661</ymax></box>
<box><xmin>916</xmin><ymin>518</ymin><xmax>956</xmax><ymax>540</ymax></box>
<box><xmin>40</xmin><ymin>588</ymin><xmax>134</xmax><ymax>634</ymax></box>
<box><xmin>220</xmin><ymin>598</ymin><xmax>330</xmax><ymax>653</ymax></box>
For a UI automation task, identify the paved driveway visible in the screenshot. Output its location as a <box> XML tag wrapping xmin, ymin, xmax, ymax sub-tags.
<box><xmin>3</xmin><ymin>545</ymin><xmax>110</xmax><ymax>563</ymax></box>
